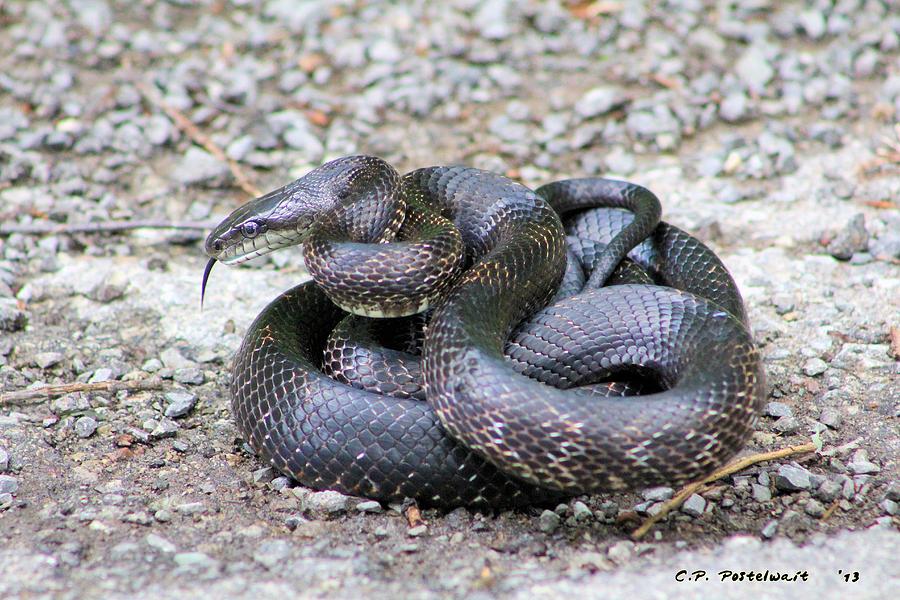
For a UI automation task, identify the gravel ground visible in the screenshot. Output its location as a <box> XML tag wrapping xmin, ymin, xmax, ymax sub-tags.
<box><xmin>1</xmin><ymin>1</ymin><xmax>899</xmax><ymax>598</ymax></box>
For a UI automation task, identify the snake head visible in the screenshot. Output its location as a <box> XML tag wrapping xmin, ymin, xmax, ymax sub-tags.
<box><xmin>204</xmin><ymin>184</ymin><xmax>311</xmax><ymax>266</ymax></box>
<box><xmin>204</xmin><ymin>156</ymin><xmax>397</xmax><ymax>265</ymax></box>
<box><xmin>201</xmin><ymin>178</ymin><xmax>322</xmax><ymax>308</ymax></box>
<box><xmin>201</xmin><ymin>156</ymin><xmax>400</xmax><ymax>307</ymax></box>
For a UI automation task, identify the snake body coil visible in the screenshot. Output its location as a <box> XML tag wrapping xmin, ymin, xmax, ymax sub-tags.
<box><xmin>204</xmin><ymin>156</ymin><xmax>765</xmax><ymax>507</ymax></box>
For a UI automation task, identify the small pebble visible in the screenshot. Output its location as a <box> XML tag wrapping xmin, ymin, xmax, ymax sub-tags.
<box><xmin>34</xmin><ymin>351</ymin><xmax>64</xmax><ymax>369</ymax></box>
<box><xmin>173</xmin><ymin>368</ymin><xmax>204</xmax><ymax>385</ymax></box>
<box><xmin>88</xmin><ymin>368</ymin><xmax>114</xmax><ymax>383</ymax></box>
<box><xmin>74</xmin><ymin>416</ymin><xmax>98</xmax><ymax>438</ymax></box>
<box><xmin>597</xmin><ymin>501</ymin><xmax>619</xmax><ymax>522</ymax></box>
<box><xmin>819</xmin><ymin>408</ymin><xmax>842</xmax><ymax>429</ymax></box>
<box><xmin>606</xmin><ymin>540</ymin><xmax>634</xmax><ymax>564</ymax></box>
<box><xmin>884</xmin><ymin>482</ymin><xmax>900</xmax><ymax>502</ymax></box>
<box><xmin>146</xmin><ymin>533</ymin><xmax>177</xmax><ymax>553</ymax></box>
<box><xmin>88</xmin><ymin>282</ymin><xmax>126</xmax><ymax>303</ymax></box>
<box><xmin>538</xmin><ymin>509</ymin><xmax>560</xmax><ymax>533</ymax></box>
<box><xmin>252</xmin><ymin>467</ymin><xmax>275</xmax><ymax>484</ymax></box>
<box><xmin>126</xmin><ymin>427</ymin><xmax>150</xmax><ymax>444</ymax></box>
<box><xmin>270</xmin><ymin>477</ymin><xmax>291</xmax><ymax>491</ymax></box>
<box><xmin>827</xmin><ymin>214</ymin><xmax>869</xmax><ymax>260</ymax></box>
<box><xmin>752</xmin><ymin>483</ymin><xmax>772</xmax><ymax>502</ymax></box>
<box><xmin>572</xmin><ymin>501</ymin><xmax>593</xmax><ymax>522</ymax></box>
<box><xmin>808</xmin><ymin>473</ymin><xmax>826</xmax><ymax>489</ymax></box>
<box><xmin>171</xmin><ymin>147</ymin><xmax>231</xmax><ymax>187</ymax></box>
<box><xmin>815</xmin><ymin>479</ymin><xmax>843</xmax><ymax>502</ymax></box>
<box><xmin>803</xmin><ymin>499</ymin><xmax>826</xmax><ymax>517</ymax></box>
<box><xmin>164</xmin><ymin>391</ymin><xmax>197</xmax><ymax>418</ymax></box>
<box><xmin>847</xmin><ymin>459</ymin><xmax>880</xmax><ymax>475</ymax></box>
<box><xmin>356</xmin><ymin>501</ymin><xmax>383</xmax><ymax>513</ymax></box>
<box><xmin>253</xmin><ymin>540</ymin><xmax>293</xmax><ymax>569</ymax></box>
<box><xmin>574</xmin><ymin>87</ymin><xmax>624</xmax><ymax>119</ymax></box>
<box><xmin>719</xmin><ymin>92</ymin><xmax>749</xmax><ymax>122</ymax></box>
<box><xmin>802</xmin><ymin>358</ymin><xmax>828</xmax><ymax>377</ymax></box>
<box><xmin>154</xmin><ymin>509</ymin><xmax>173</xmax><ymax>522</ymax></box>
<box><xmin>173</xmin><ymin>552</ymin><xmax>218</xmax><ymax>568</ymax></box>
<box><xmin>284</xmin><ymin>514</ymin><xmax>307</xmax><ymax>531</ymax></box>
<box><xmin>407</xmin><ymin>525</ymin><xmax>428</xmax><ymax>537</ymax></box>
<box><xmin>123</xmin><ymin>511</ymin><xmax>152</xmax><ymax>525</ymax></box>
<box><xmin>0</xmin><ymin>299</ymin><xmax>27</xmax><ymax>332</ymax></box>
<box><xmin>149</xmin><ymin>418</ymin><xmax>179</xmax><ymax>439</ymax></box>
<box><xmin>735</xmin><ymin>44</ymin><xmax>774</xmax><ymax>94</ymax></box>
<box><xmin>774</xmin><ymin>464</ymin><xmax>812</xmax><ymax>492</ymax></box>
<box><xmin>159</xmin><ymin>348</ymin><xmax>194</xmax><ymax>370</ymax></box>
<box><xmin>283</xmin><ymin>126</ymin><xmax>324</xmax><ymax>159</ymax></box>
<box><xmin>237</xmin><ymin>524</ymin><xmax>265</xmax><ymax>538</ymax></box>
<box><xmin>0</xmin><ymin>474</ymin><xmax>18</xmax><ymax>494</ymax></box>
<box><xmin>604</xmin><ymin>148</ymin><xmax>635</xmax><ymax>174</ymax></box>
<box><xmin>765</xmin><ymin>402</ymin><xmax>793</xmax><ymax>418</ymax></box>
<box><xmin>842</xmin><ymin>478</ymin><xmax>856</xmax><ymax>500</ymax></box>
<box><xmin>798</xmin><ymin>9</ymin><xmax>826</xmax><ymax>39</ymax></box>
<box><xmin>302</xmin><ymin>490</ymin><xmax>350</xmax><ymax>514</ymax></box>
<box><xmin>681</xmin><ymin>494</ymin><xmax>706</xmax><ymax>517</ymax></box>
<box><xmin>142</xmin><ymin>358</ymin><xmax>163</xmax><ymax>373</ymax></box>
<box><xmin>760</xmin><ymin>520</ymin><xmax>778</xmax><ymax>539</ymax></box>
<box><xmin>777</xmin><ymin>511</ymin><xmax>806</xmax><ymax>538</ymax></box>
<box><xmin>0</xmin><ymin>415</ymin><xmax>21</xmax><ymax>429</ymax></box>
<box><xmin>641</xmin><ymin>486</ymin><xmax>674</xmax><ymax>502</ymax></box>
<box><xmin>176</xmin><ymin>502</ymin><xmax>206</xmax><ymax>515</ymax></box>
<box><xmin>773</xmin><ymin>416</ymin><xmax>801</xmax><ymax>434</ymax></box>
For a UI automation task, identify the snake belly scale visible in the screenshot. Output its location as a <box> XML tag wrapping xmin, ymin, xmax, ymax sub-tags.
<box><xmin>203</xmin><ymin>155</ymin><xmax>765</xmax><ymax>507</ymax></box>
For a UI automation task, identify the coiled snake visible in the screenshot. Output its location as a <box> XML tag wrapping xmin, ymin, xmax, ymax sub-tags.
<box><xmin>203</xmin><ymin>155</ymin><xmax>764</xmax><ymax>507</ymax></box>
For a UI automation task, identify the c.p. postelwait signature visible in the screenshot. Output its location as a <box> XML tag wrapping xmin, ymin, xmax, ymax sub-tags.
<box><xmin>675</xmin><ymin>569</ymin><xmax>811</xmax><ymax>583</ymax></box>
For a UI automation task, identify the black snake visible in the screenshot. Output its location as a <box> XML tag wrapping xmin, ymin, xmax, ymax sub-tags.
<box><xmin>202</xmin><ymin>155</ymin><xmax>764</xmax><ymax>507</ymax></box>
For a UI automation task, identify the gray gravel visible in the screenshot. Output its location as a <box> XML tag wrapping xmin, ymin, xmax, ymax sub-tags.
<box><xmin>1</xmin><ymin>0</ymin><xmax>898</xmax><ymax>598</ymax></box>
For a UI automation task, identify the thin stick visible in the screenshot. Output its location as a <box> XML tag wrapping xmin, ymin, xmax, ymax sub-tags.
<box><xmin>135</xmin><ymin>81</ymin><xmax>262</xmax><ymax>199</ymax></box>
<box><xmin>821</xmin><ymin>498</ymin><xmax>841</xmax><ymax>522</ymax></box>
<box><xmin>631</xmin><ymin>442</ymin><xmax>818</xmax><ymax>540</ymax></box>
<box><xmin>0</xmin><ymin>219</ymin><xmax>217</xmax><ymax>237</ymax></box>
<box><xmin>0</xmin><ymin>378</ymin><xmax>165</xmax><ymax>405</ymax></box>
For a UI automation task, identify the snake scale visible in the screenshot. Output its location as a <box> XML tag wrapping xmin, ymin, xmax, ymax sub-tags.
<box><xmin>203</xmin><ymin>155</ymin><xmax>765</xmax><ymax>507</ymax></box>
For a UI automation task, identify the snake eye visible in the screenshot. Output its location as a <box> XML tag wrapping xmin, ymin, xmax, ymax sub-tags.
<box><xmin>212</xmin><ymin>240</ymin><xmax>224</xmax><ymax>252</ymax></box>
<box><xmin>241</xmin><ymin>221</ymin><xmax>262</xmax><ymax>239</ymax></box>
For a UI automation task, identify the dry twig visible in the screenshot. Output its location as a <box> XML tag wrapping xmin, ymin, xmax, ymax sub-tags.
<box><xmin>631</xmin><ymin>442</ymin><xmax>818</xmax><ymax>540</ymax></box>
<box><xmin>135</xmin><ymin>81</ymin><xmax>261</xmax><ymax>198</ymax></box>
<box><xmin>0</xmin><ymin>378</ymin><xmax>165</xmax><ymax>406</ymax></box>
<box><xmin>0</xmin><ymin>219</ymin><xmax>216</xmax><ymax>237</ymax></box>
<box><xmin>821</xmin><ymin>498</ymin><xmax>842</xmax><ymax>522</ymax></box>
<box><xmin>857</xmin><ymin>123</ymin><xmax>900</xmax><ymax>177</ymax></box>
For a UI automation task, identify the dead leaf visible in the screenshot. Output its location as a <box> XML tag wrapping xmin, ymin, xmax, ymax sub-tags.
<box><xmin>405</xmin><ymin>504</ymin><xmax>425</xmax><ymax>528</ymax></box>
<box><xmin>115</xmin><ymin>433</ymin><xmax>134</xmax><ymax>447</ymax></box>
<box><xmin>569</xmin><ymin>1</ymin><xmax>623</xmax><ymax>19</ymax></box>
<box><xmin>305</xmin><ymin>110</ymin><xmax>330</xmax><ymax>127</ymax></box>
<box><xmin>862</xmin><ymin>200</ymin><xmax>897</xmax><ymax>209</ymax></box>
<box><xmin>476</xmin><ymin>564</ymin><xmax>495</xmax><ymax>588</ymax></box>
<box><xmin>298</xmin><ymin>53</ymin><xmax>325</xmax><ymax>73</ymax></box>
<box><xmin>651</xmin><ymin>73</ymin><xmax>681</xmax><ymax>90</ymax></box>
